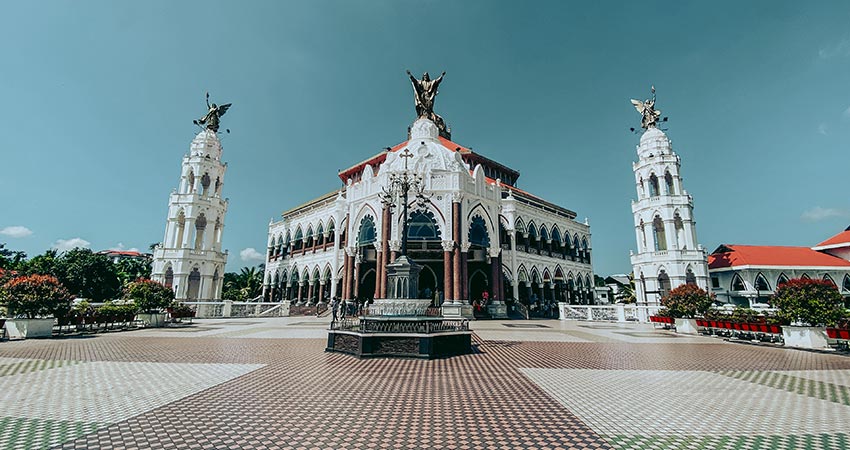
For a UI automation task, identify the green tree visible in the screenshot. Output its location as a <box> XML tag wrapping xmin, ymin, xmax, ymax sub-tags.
<box><xmin>115</xmin><ymin>258</ymin><xmax>152</xmax><ymax>286</ymax></box>
<box><xmin>0</xmin><ymin>243</ymin><xmax>27</xmax><ymax>270</ymax></box>
<box><xmin>222</xmin><ymin>266</ymin><xmax>264</xmax><ymax>301</ymax></box>
<box><xmin>660</xmin><ymin>284</ymin><xmax>714</xmax><ymax>318</ymax></box>
<box><xmin>124</xmin><ymin>279</ymin><xmax>174</xmax><ymax>313</ymax></box>
<box><xmin>771</xmin><ymin>278</ymin><xmax>845</xmax><ymax>327</ymax></box>
<box><xmin>23</xmin><ymin>249</ymin><xmax>61</xmax><ymax>278</ymax></box>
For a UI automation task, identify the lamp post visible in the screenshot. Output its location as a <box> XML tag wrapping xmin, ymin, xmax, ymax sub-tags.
<box><xmin>378</xmin><ymin>148</ymin><xmax>429</xmax><ymax>300</ymax></box>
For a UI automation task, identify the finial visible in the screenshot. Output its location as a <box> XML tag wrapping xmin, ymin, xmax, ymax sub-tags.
<box><xmin>193</xmin><ymin>92</ymin><xmax>232</xmax><ymax>133</ymax></box>
<box><xmin>629</xmin><ymin>85</ymin><xmax>667</xmax><ymax>131</ymax></box>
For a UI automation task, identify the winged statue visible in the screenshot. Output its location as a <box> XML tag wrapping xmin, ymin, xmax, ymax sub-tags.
<box><xmin>194</xmin><ymin>92</ymin><xmax>232</xmax><ymax>133</ymax></box>
<box><xmin>630</xmin><ymin>86</ymin><xmax>661</xmax><ymax>129</ymax></box>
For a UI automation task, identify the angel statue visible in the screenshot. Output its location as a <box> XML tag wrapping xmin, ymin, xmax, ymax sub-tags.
<box><xmin>194</xmin><ymin>92</ymin><xmax>232</xmax><ymax>133</ymax></box>
<box><xmin>630</xmin><ymin>86</ymin><xmax>662</xmax><ymax>130</ymax></box>
<box><xmin>406</xmin><ymin>70</ymin><xmax>445</xmax><ymax>119</ymax></box>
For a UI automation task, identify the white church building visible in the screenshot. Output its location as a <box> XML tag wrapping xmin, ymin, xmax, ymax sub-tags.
<box><xmin>263</xmin><ymin>75</ymin><xmax>595</xmax><ymax>318</ymax></box>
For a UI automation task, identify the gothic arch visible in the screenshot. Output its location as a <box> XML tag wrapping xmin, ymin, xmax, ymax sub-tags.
<box><xmin>843</xmin><ymin>274</ymin><xmax>850</xmax><ymax>292</ymax></box>
<box><xmin>311</xmin><ymin>266</ymin><xmax>321</xmax><ymax>283</ymax></box>
<box><xmin>517</xmin><ymin>265</ymin><xmax>529</xmax><ymax>284</ymax></box>
<box><xmin>468</xmin><ymin>215</ymin><xmax>490</xmax><ymax>247</ymax></box>
<box><xmin>530</xmin><ymin>267</ymin><xmax>542</xmax><ymax>286</ymax></box>
<box><xmin>357</xmin><ymin>215</ymin><xmax>377</xmax><ymax>247</ymax></box>
<box><xmin>823</xmin><ymin>273</ymin><xmax>836</xmax><ymax>286</ymax></box>
<box><xmin>514</xmin><ymin>217</ymin><xmax>526</xmax><ymax>234</ymax></box>
<box><xmin>408</xmin><ymin>209</ymin><xmax>442</xmax><ymax>241</ymax></box>
<box><xmin>777</xmin><ymin>273</ymin><xmax>789</xmax><ymax>287</ymax></box>
<box><xmin>731</xmin><ymin>273</ymin><xmax>746</xmax><ymax>291</ymax></box>
<box><xmin>467</xmin><ymin>203</ymin><xmax>495</xmax><ymax>235</ymax></box>
<box><xmin>754</xmin><ymin>273</ymin><xmax>770</xmax><ymax>291</ymax></box>
<box><xmin>322</xmin><ymin>264</ymin><xmax>332</xmax><ymax>282</ymax></box>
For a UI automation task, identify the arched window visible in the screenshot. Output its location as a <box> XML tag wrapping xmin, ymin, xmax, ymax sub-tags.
<box><xmin>164</xmin><ymin>266</ymin><xmax>174</xmax><ymax>288</ymax></box>
<box><xmin>187</xmin><ymin>267</ymin><xmax>201</xmax><ymax>300</ymax></box>
<box><xmin>823</xmin><ymin>274</ymin><xmax>836</xmax><ymax>287</ymax></box>
<box><xmin>843</xmin><ymin>275</ymin><xmax>850</xmax><ymax>292</ymax></box>
<box><xmin>357</xmin><ymin>215</ymin><xmax>376</xmax><ymax>246</ymax></box>
<box><xmin>316</xmin><ymin>224</ymin><xmax>325</xmax><ymax>246</ymax></box>
<box><xmin>527</xmin><ymin>223</ymin><xmax>538</xmax><ymax>251</ymax></box>
<box><xmin>658</xmin><ymin>270</ymin><xmax>671</xmax><ymax>297</ymax></box>
<box><xmin>407</xmin><ymin>210</ymin><xmax>440</xmax><ymax>241</ymax></box>
<box><xmin>539</xmin><ymin>226</ymin><xmax>549</xmax><ymax>251</ymax></box>
<box><xmin>800</xmin><ymin>273</ymin><xmax>810</xmax><ymax>280</ymax></box>
<box><xmin>305</xmin><ymin>225</ymin><xmax>314</xmax><ymax>248</ymax></box>
<box><xmin>653</xmin><ymin>216</ymin><xmax>667</xmax><ymax>251</ymax></box>
<box><xmin>754</xmin><ymin>273</ymin><xmax>770</xmax><ymax>291</ymax></box>
<box><xmin>649</xmin><ymin>173</ymin><xmax>660</xmax><ymax>197</ymax></box>
<box><xmin>201</xmin><ymin>173</ymin><xmax>211</xmax><ymax>196</ymax></box>
<box><xmin>665</xmin><ymin>171</ymin><xmax>675</xmax><ymax>195</ymax></box>
<box><xmin>293</xmin><ymin>227</ymin><xmax>304</xmax><ymax>250</ymax></box>
<box><xmin>187</xmin><ymin>170</ymin><xmax>195</xmax><ymax>193</ymax></box>
<box><xmin>777</xmin><ymin>273</ymin><xmax>789</xmax><ymax>287</ymax></box>
<box><xmin>174</xmin><ymin>210</ymin><xmax>186</xmax><ymax>248</ymax></box>
<box><xmin>194</xmin><ymin>213</ymin><xmax>207</xmax><ymax>250</ymax></box>
<box><xmin>214</xmin><ymin>177</ymin><xmax>221</xmax><ymax>196</ymax></box>
<box><xmin>686</xmin><ymin>267</ymin><xmax>697</xmax><ymax>285</ymax></box>
<box><xmin>731</xmin><ymin>274</ymin><xmax>746</xmax><ymax>291</ymax></box>
<box><xmin>674</xmin><ymin>213</ymin><xmax>685</xmax><ymax>249</ymax></box>
<box><xmin>468</xmin><ymin>216</ymin><xmax>489</xmax><ymax>247</ymax></box>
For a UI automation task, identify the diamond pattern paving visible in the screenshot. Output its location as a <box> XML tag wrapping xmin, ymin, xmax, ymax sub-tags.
<box><xmin>0</xmin><ymin>317</ymin><xmax>848</xmax><ymax>449</ymax></box>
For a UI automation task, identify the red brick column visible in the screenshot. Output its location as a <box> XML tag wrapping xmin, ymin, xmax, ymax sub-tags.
<box><xmin>452</xmin><ymin>199</ymin><xmax>462</xmax><ymax>302</ymax></box>
<box><xmin>461</xmin><ymin>249</ymin><xmax>469</xmax><ymax>302</ymax></box>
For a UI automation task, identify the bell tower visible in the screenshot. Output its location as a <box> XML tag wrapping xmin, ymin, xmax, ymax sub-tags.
<box><xmin>629</xmin><ymin>89</ymin><xmax>709</xmax><ymax>305</ymax></box>
<box><xmin>152</xmin><ymin>96</ymin><xmax>232</xmax><ymax>301</ymax></box>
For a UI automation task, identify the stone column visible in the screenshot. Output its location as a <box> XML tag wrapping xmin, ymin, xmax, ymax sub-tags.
<box><xmin>461</xmin><ymin>242</ymin><xmax>470</xmax><ymax>302</ymax></box>
<box><xmin>352</xmin><ymin>255</ymin><xmax>361</xmax><ymax>300</ymax></box>
<box><xmin>297</xmin><ymin>282</ymin><xmax>303</xmax><ymax>302</ymax></box>
<box><xmin>307</xmin><ymin>282</ymin><xmax>314</xmax><ymax>304</ymax></box>
<box><xmin>490</xmin><ymin>253</ymin><xmax>500</xmax><ymax>300</ymax></box>
<box><xmin>379</xmin><ymin>205</ymin><xmax>391</xmax><ymax>299</ymax></box>
<box><xmin>389</xmin><ymin>240</ymin><xmax>400</xmax><ymax>264</ymax></box>
<box><xmin>318</xmin><ymin>281</ymin><xmax>326</xmax><ymax>304</ymax></box>
<box><xmin>442</xmin><ymin>240</ymin><xmax>454</xmax><ymax>302</ymax></box>
<box><xmin>451</xmin><ymin>197</ymin><xmax>462</xmax><ymax>303</ymax></box>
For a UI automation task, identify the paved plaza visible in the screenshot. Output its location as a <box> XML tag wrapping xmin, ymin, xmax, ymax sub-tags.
<box><xmin>0</xmin><ymin>319</ymin><xmax>849</xmax><ymax>450</ymax></box>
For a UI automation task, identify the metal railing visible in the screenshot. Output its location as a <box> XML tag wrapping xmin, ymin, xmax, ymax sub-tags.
<box><xmin>182</xmin><ymin>301</ymin><xmax>289</xmax><ymax>318</ymax></box>
<box><xmin>330</xmin><ymin>317</ymin><xmax>469</xmax><ymax>334</ymax></box>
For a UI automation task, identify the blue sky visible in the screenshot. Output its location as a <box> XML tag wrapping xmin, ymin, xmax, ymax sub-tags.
<box><xmin>2</xmin><ymin>1</ymin><xmax>850</xmax><ymax>275</ymax></box>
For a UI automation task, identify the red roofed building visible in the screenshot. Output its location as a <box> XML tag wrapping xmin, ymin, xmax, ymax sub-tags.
<box><xmin>708</xmin><ymin>235</ymin><xmax>850</xmax><ymax>306</ymax></box>
<box><xmin>263</xmin><ymin>79</ymin><xmax>594</xmax><ymax>318</ymax></box>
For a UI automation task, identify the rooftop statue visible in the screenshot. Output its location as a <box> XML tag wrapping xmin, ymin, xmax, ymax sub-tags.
<box><xmin>406</xmin><ymin>70</ymin><xmax>449</xmax><ymax>135</ymax></box>
<box><xmin>194</xmin><ymin>92</ymin><xmax>232</xmax><ymax>133</ymax></box>
<box><xmin>630</xmin><ymin>86</ymin><xmax>662</xmax><ymax>130</ymax></box>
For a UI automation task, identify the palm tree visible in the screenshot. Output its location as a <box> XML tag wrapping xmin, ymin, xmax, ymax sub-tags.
<box><xmin>222</xmin><ymin>266</ymin><xmax>264</xmax><ymax>301</ymax></box>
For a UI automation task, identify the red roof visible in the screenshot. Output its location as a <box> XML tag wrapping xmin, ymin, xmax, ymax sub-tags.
<box><xmin>814</xmin><ymin>229</ymin><xmax>850</xmax><ymax>249</ymax></box>
<box><xmin>708</xmin><ymin>244</ymin><xmax>850</xmax><ymax>269</ymax></box>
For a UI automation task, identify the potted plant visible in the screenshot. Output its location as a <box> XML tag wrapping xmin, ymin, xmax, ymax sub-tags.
<box><xmin>771</xmin><ymin>278</ymin><xmax>844</xmax><ymax>349</ymax></box>
<box><xmin>124</xmin><ymin>279</ymin><xmax>174</xmax><ymax>327</ymax></box>
<box><xmin>1</xmin><ymin>274</ymin><xmax>72</xmax><ymax>339</ymax></box>
<box><xmin>168</xmin><ymin>302</ymin><xmax>196</xmax><ymax>323</ymax></box>
<box><xmin>660</xmin><ymin>284</ymin><xmax>714</xmax><ymax>335</ymax></box>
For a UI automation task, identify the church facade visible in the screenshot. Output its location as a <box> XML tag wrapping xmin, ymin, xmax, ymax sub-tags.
<box><xmin>263</xmin><ymin>79</ymin><xmax>593</xmax><ymax>316</ymax></box>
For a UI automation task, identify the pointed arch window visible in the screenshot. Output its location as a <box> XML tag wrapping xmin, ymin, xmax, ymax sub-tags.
<box><xmin>823</xmin><ymin>274</ymin><xmax>836</xmax><ymax>287</ymax></box>
<box><xmin>754</xmin><ymin>273</ymin><xmax>770</xmax><ymax>291</ymax></box>
<box><xmin>357</xmin><ymin>216</ymin><xmax>377</xmax><ymax>246</ymax></box>
<box><xmin>664</xmin><ymin>171</ymin><xmax>675</xmax><ymax>195</ymax></box>
<box><xmin>658</xmin><ymin>270</ymin><xmax>671</xmax><ymax>297</ymax></box>
<box><xmin>407</xmin><ymin>210</ymin><xmax>440</xmax><ymax>241</ymax></box>
<box><xmin>649</xmin><ymin>174</ymin><xmax>660</xmax><ymax>197</ymax></box>
<box><xmin>777</xmin><ymin>273</ymin><xmax>789</xmax><ymax>287</ymax></box>
<box><xmin>843</xmin><ymin>274</ymin><xmax>850</xmax><ymax>292</ymax></box>
<box><xmin>731</xmin><ymin>274</ymin><xmax>746</xmax><ymax>291</ymax></box>
<box><xmin>800</xmin><ymin>273</ymin><xmax>811</xmax><ymax>280</ymax></box>
<box><xmin>467</xmin><ymin>216</ymin><xmax>489</xmax><ymax>247</ymax></box>
<box><xmin>653</xmin><ymin>216</ymin><xmax>667</xmax><ymax>251</ymax></box>
<box><xmin>686</xmin><ymin>267</ymin><xmax>697</xmax><ymax>285</ymax></box>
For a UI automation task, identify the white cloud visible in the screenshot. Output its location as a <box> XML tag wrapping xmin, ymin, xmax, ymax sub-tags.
<box><xmin>801</xmin><ymin>207</ymin><xmax>850</xmax><ymax>222</ymax></box>
<box><xmin>240</xmin><ymin>247</ymin><xmax>265</xmax><ymax>262</ymax></box>
<box><xmin>818</xmin><ymin>123</ymin><xmax>828</xmax><ymax>135</ymax></box>
<box><xmin>0</xmin><ymin>226</ymin><xmax>33</xmax><ymax>238</ymax></box>
<box><xmin>109</xmin><ymin>242</ymin><xmax>140</xmax><ymax>252</ymax></box>
<box><xmin>818</xmin><ymin>38</ymin><xmax>850</xmax><ymax>59</ymax></box>
<box><xmin>53</xmin><ymin>237</ymin><xmax>92</xmax><ymax>252</ymax></box>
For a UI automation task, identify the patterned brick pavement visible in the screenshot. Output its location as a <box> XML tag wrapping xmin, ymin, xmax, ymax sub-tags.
<box><xmin>0</xmin><ymin>318</ymin><xmax>849</xmax><ymax>449</ymax></box>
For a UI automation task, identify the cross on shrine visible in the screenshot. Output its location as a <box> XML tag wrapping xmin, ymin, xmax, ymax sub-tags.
<box><xmin>399</xmin><ymin>148</ymin><xmax>413</xmax><ymax>172</ymax></box>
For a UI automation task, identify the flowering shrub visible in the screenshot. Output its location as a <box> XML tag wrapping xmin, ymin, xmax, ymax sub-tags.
<box><xmin>771</xmin><ymin>278</ymin><xmax>844</xmax><ymax>327</ymax></box>
<box><xmin>123</xmin><ymin>279</ymin><xmax>174</xmax><ymax>313</ymax></box>
<box><xmin>660</xmin><ymin>284</ymin><xmax>715</xmax><ymax>319</ymax></box>
<box><xmin>1</xmin><ymin>274</ymin><xmax>72</xmax><ymax>319</ymax></box>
